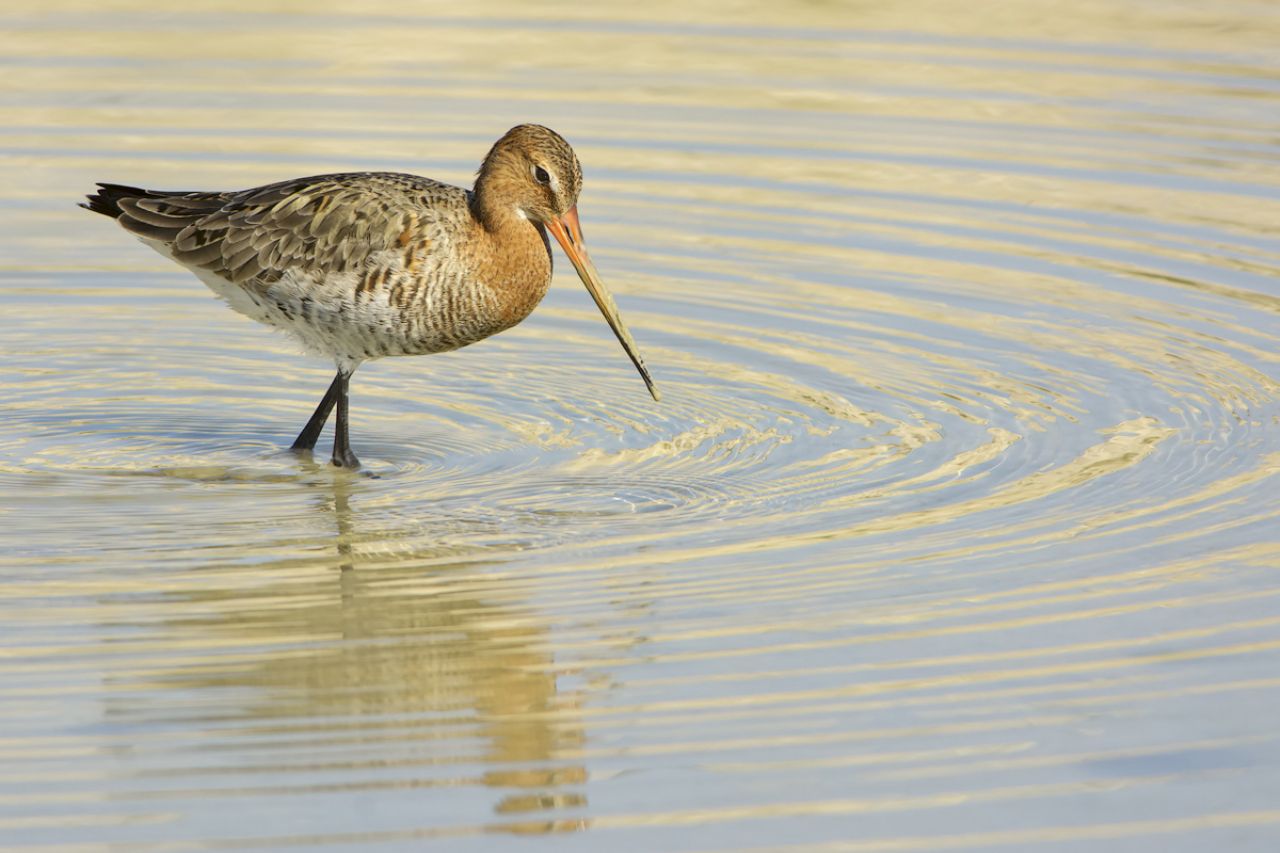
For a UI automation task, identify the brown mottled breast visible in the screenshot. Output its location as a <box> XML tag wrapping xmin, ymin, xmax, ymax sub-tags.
<box><xmin>476</xmin><ymin>215</ymin><xmax>554</xmax><ymax>332</ymax></box>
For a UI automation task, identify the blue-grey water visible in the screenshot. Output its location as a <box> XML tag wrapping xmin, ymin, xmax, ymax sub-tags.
<box><xmin>2</xmin><ymin>2</ymin><xmax>1279</xmax><ymax>850</ymax></box>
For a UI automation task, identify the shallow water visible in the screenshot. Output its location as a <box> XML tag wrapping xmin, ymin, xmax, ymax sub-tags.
<box><xmin>2</xmin><ymin>1</ymin><xmax>1280</xmax><ymax>850</ymax></box>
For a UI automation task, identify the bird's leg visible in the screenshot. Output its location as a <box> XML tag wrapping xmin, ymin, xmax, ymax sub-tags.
<box><xmin>331</xmin><ymin>370</ymin><xmax>361</xmax><ymax>469</ymax></box>
<box><xmin>291</xmin><ymin>373</ymin><xmax>342</xmax><ymax>453</ymax></box>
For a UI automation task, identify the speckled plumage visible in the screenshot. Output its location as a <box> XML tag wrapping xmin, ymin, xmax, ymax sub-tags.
<box><xmin>91</xmin><ymin>171</ymin><xmax>542</xmax><ymax>369</ymax></box>
<box><xmin>82</xmin><ymin>124</ymin><xmax>657</xmax><ymax>469</ymax></box>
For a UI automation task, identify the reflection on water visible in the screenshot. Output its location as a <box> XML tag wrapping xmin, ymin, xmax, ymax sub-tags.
<box><xmin>2</xmin><ymin>0</ymin><xmax>1280</xmax><ymax>850</ymax></box>
<box><xmin>99</xmin><ymin>477</ymin><xmax>592</xmax><ymax>840</ymax></box>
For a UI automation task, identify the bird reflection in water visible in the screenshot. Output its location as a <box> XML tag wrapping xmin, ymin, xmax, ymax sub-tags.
<box><xmin>106</xmin><ymin>470</ymin><xmax>591</xmax><ymax>836</ymax></box>
<box><xmin>323</xmin><ymin>474</ymin><xmax>589</xmax><ymax>833</ymax></box>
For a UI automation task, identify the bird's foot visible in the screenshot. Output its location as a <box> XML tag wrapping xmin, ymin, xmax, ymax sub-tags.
<box><xmin>331</xmin><ymin>448</ymin><xmax>362</xmax><ymax>470</ymax></box>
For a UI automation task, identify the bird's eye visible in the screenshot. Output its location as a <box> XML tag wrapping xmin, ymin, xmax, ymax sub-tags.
<box><xmin>533</xmin><ymin>165</ymin><xmax>551</xmax><ymax>185</ymax></box>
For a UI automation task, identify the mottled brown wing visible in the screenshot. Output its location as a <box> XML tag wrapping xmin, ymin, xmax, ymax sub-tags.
<box><xmin>112</xmin><ymin>173</ymin><xmax>446</xmax><ymax>286</ymax></box>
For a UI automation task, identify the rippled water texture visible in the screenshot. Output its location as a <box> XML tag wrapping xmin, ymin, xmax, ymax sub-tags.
<box><xmin>3</xmin><ymin>1</ymin><xmax>1280</xmax><ymax>850</ymax></box>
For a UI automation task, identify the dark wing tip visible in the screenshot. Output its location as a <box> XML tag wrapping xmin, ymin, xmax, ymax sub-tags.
<box><xmin>81</xmin><ymin>193</ymin><xmax>119</xmax><ymax>218</ymax></box>
<box><xmin>82</xmin><ymin>182</ymin><xmax>150</xmax><ymax>219</ymax></box>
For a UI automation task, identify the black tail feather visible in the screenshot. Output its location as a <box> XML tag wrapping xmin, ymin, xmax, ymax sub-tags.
<box><xmin>80</xmin><ymin>182</ymin><xmax>157</xmax><ymax>219</ymax></box>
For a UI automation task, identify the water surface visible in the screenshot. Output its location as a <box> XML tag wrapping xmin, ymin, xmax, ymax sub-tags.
<box><xmin>2</xmin><ymin>1</ymin><xmax>1280</xmax><ymax>850</ymax></box>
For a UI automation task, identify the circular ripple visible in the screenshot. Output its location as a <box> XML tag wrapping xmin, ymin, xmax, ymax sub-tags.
<box><xmin>2</xmin><ymin>5</ymin><xmax>1279</xmax><ymax>851</ymax></box>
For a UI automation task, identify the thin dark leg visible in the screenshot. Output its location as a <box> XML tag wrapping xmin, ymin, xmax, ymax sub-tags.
<box><xmin>331</xmin><ymin>371</ymin><xmax>360</xmax><ymax>469</ymax></box>
<box><xmin>291</xmin><ymin>372</ymin><xmax>342</xmax><ymax>452</ymax></box>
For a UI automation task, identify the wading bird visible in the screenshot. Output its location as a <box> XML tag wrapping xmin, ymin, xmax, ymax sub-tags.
<box><xmin>82</xmin><ymin>124</ymin><xmax>658</xmax><ymax>469</ymax></box>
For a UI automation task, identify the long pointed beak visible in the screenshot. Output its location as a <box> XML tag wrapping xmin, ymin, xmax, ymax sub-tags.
<box><xmin>545</xmin><ymin>206</ymin><xmax>660</xmax><ymax>402</ymax></box>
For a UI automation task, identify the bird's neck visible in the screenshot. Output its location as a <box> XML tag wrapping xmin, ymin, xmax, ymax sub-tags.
<box><xmin>468</xmin><ymin>193</ymin><xmax>552</xmax><ymax>329</ymax></box>
<box><xmin>471</xmin><ymin>190</ymin><xmax>519</xmax><ymax>235</ymax></box>
<box><xmin>470</xmin><ymin>153</ymin><xmax>525</xmax><ymax>233</ymax></box>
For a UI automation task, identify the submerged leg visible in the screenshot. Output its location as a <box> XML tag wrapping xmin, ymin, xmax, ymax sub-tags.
<box><xmin>331</xmin><ymin>370</ymin><xmax>360</xmax><ymax>469</ymax></box>
<box><xmin>291</xmin><ymin>372</ymin><xmax>342</xmax><ymax>452</ymax></box>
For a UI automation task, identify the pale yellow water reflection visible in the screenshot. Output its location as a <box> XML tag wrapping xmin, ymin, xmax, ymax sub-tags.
<box><xmin>2</xmin><ymin>0</ymin><xmax>1280</xmax><ymax>850</ymax></box>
